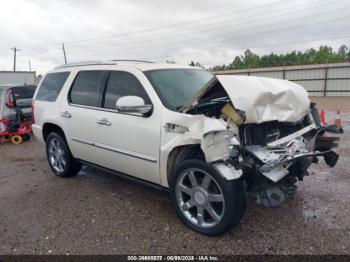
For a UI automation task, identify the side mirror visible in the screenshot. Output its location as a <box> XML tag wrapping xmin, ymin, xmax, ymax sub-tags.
<box><xmin>116</xmin><ymin>96</ymin><xmax>153</xmax><ymax>116</ymax></box>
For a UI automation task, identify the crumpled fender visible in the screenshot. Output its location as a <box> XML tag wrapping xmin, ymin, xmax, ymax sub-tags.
<box><xmin>160</xmin><ymin>110</ymin><xmax>241</xmax><ymax>187</ymax></box>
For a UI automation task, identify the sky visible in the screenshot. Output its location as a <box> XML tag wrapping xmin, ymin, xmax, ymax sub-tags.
<box><xmin>0</xmin><ymin>0</ymin><xmax>349</xmax><ymax>74</ymax></box>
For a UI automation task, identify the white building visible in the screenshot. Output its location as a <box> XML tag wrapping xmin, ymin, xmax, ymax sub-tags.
<box><xmin>0</xmin><ymin>71</ymin><xmax>36</xmax><ymax>86</ymax></box>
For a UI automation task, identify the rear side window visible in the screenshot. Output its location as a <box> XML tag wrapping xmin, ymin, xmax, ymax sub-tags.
<box><xmin>70</xmin><ymin>71</ymin><xmax>107</xmax><ymax>107</ymax></box>
<box><xmin>12</xmin><ymin>87</ymin><xmax>35</xmax><ymax>100</ymax></box>
<box><xmin>104</xmin><ymin>71</ymin><xmax>151</xmax><ymax>110</ymax></box>
<box><xmin>36</xmin><ymin>72</ymin><xmax>70</xmax><ymax>102</ymax></box>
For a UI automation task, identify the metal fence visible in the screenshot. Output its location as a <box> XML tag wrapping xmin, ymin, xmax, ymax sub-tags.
<box><xmin>212</xmin><ymin>62</ymin><xmax>350</xmax><ymax>96</ymax></box>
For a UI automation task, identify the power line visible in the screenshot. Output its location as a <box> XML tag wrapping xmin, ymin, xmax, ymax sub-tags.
<box><xmin>64</xmin><ymin>11</ymin><xmax>350</xmax><ymax>58</ymax></box>
<box><xmin>18</xmin><ymin>10</ymin><xmax>350</xmax><ymax>68</ymax></box>
<box><xmin>66</xmin><ymin>34</ymin><xmax>350</xmax><ymax>63</ymax></box>
<box><xmin>14</xmin><ymin>0</ymin><xmax>336</xmax><ymax>54</ymax></box>
<box><xmin>15</xmin><ymin>0</ymin><xmax>346</xmax><ymax>56</ymax></box>
<box><xmin>7</xmin><ymin>0</ymin><xmax>349</xmax><ymax>70</ymax></box>
<box><xmin>16</xmin><ymin>35</ymin><xmax>350</xmax><ymax>72</ymax></box>
<box><xmin>24</xmin><ymin>1</ymin><xmax>348</xmax><ymax>60</ymax></box>
<box><xmin>65</xmin><ymin>0</ymin><xmax>345</xmax><ymax>49</ymax></box>
<box><xmin>15</xmin><ymin>0</ymin><xmax>309</xmax><ymax>49</ymax></box>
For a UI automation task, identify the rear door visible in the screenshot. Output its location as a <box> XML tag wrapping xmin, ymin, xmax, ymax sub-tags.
<box><xmin>60</xmin><ymin>70</ymin><xmax>109</xmax><ymax>165</ymax></box>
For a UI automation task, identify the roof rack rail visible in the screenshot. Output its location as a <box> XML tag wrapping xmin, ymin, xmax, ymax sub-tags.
<box><xmin>55</xmin><ymin>61</ymin><xmax>117</xmax><ymax>69</ymax></box>
<box><xmin>110</xmin><ymin>59</ymin><xmax>154</xmax><ymax>64</ymax></box>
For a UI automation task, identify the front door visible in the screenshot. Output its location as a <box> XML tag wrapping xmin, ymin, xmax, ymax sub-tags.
<box><xmin>92</xmin><ymin>70</ymin><xmax>161</xmax><ymax>184</ymax></box>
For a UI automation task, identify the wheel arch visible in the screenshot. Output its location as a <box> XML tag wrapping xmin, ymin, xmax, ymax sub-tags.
<box><xmin>42</xmin><ymin>123</ymin><xmax>67</xmax><ymax>143</ymax></box>
<box><xmin>166</xmin><ymin>144</ymin><xmax>205</xmax><ymax>185</ymax></box>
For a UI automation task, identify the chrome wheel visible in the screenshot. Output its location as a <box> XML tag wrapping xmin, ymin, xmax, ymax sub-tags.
<box><xmin>175</xmin><ymin>168</ymin><xmax>225</xmax><ymax>229</ymax></box>
<box><xmin>48</xmin><ymin>138</ymin><xmax>66</xmax><ymax>173</ymax></box>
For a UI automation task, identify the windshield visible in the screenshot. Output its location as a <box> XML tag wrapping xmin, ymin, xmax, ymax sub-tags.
<box><xmin>145</xmin><ymin>69</ymin><xmax>213</xmax><ymax>111</ymax></box>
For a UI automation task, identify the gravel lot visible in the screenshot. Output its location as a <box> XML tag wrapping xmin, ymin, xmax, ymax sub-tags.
<box><xmin>0</xmin><ymin>97</ymin><xmax>349</xmax><ymax>255</ymax></box>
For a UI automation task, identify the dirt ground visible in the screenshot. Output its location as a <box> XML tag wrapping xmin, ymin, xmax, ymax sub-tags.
<box><xmin>0</xmin><ymin>97</ymin><xmax>349</xmax><ymax>255</ymax></box>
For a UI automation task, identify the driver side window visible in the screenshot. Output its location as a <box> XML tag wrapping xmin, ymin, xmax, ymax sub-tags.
<box><xmin>103</xmin><ymin>71</ymin><xmax>151</xmax><ymax>110</ymax></box>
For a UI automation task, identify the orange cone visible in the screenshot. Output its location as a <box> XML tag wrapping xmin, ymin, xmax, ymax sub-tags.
<box><xmin>320</xmin><ymin>109</ymin><xmax>326</xmax><ymax>126</ymax></box>
<box><xmin>335</xmin><ymin>111</ymin><xmax>342</xmax><ymax>127</ymax></box>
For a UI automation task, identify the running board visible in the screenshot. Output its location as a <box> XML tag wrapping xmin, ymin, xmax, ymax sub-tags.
<box><xmin>78</xmin><ymin>160</ymin><xmax>169</xmax><ymax>193</ymax></box>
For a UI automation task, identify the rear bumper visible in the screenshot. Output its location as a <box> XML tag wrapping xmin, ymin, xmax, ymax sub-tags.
<box><xmin>32</xmin><ymin>124</ymin><xmax>44</xmax><ymax>143</ymax></box>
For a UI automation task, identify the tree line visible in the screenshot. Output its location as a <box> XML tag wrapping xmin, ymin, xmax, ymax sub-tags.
<box><xmin>208</xmin><ymin>45</ymin><xmax>350</xmax><ymax>71</ymax></box>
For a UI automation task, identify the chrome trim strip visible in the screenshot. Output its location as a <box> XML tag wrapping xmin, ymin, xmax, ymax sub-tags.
<box><xmin>55</xmin><ymin>61</ymin><xmax>116</xmax><ymax>69</ymax></box>
<box><xmin>69</xmin><ymin>103</ymin><xmax>148</xmax><ymax>117</ymax></box>
<box><xmin>267</xmin><ymin>123</ymin><xmax>317</xmax><ymax>147</ymax></box>
<box><xmin>71</xmin><ymin>137</ymin><xmax>157</xmax><ymax>163</ymax></box>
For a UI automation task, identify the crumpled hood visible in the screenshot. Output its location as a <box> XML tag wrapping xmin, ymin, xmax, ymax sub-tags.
<box><xmin>216</xmin><ymin>75</ymin><xmax>310</xmax><ymax>124</ymax></box>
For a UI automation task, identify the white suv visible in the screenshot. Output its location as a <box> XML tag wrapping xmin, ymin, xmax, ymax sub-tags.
<box><xmin>33</xmin><ymin>60</ymin><xmax>338</xmax><ymax>236</ymax></box>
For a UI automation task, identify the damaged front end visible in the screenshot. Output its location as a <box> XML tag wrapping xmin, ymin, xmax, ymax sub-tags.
<box><xmin>178</xmin><ymin>75</ymin><xmax>340</xmax><ymax>208</ymax></box>
<box><xmin>239</xmin><ymin>114</ymin><xmax>339</xmax><ymax>207</ymax></box>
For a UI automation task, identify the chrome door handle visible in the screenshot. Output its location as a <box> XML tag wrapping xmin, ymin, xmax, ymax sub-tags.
<box><xmin>97</xmin><ymin>118</ymin><xmax>112</xmax><ymax>126</ymax></box>
<box><xmin>61</xmin><ymin>111</ymin><xmax>71</xmax><ymax>118</ymax></box>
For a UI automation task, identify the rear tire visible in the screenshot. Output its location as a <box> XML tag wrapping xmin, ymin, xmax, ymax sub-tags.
<box><xmin>46</xmin><ymin>132</ymin><xmax>82</xmax><ymax>177</ymax></box>
<box><xmin>169</xmin><ymin>159</ymin><xmax>246</xmax><ymax>236</ymax></box>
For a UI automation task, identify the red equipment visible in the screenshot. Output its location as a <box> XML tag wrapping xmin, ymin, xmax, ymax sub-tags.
<box><xmin>0</xmin><ymin>119</ymin><xmax>32</xmax><ymax>145</ymax></box>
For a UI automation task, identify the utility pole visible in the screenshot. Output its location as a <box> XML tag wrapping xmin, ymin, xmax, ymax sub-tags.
<box><xmin>10</xmin><ymin>47</ymin><xmax>20</xmax><ymax>71</ymax></box>
<box><xmin>62</xmin><ymin>43</ymin><xmax>67</xmax><ymax>64</ymax></box>
<box><xmin>29</xmin><ymin>60</ymin><xmax>32</xmax><ymax>72</ymax></box>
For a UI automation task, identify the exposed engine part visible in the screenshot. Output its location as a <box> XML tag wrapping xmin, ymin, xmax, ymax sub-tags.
<box><xmin>245</xmin><ymin>135</ymin><xmax>311</xmax><ymax>182</ymax></box>
<box><xmin>249</xmin><ymin>178</ymin><xmax>297</xmax><ymax>208</ymax></box>
<box><xmin>267</xmin><ymin>123</ymin><xmax>316</xmax><ymax>148</ymax></box>
<box><xmin>244</xmin><ymin>121</ymin><xmax>339</xmax><ymax>182</ymax></box>
<box><xmin>240</xmin><ymin>114</ymin><xmax>314</xmax><ymax>146</ymax></box>
<box><xmin>220</xmin><ymin>103</ymin><xmax>245</xmax><ymax>125</ymax></box>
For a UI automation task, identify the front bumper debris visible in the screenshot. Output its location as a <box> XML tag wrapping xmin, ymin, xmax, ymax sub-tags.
<box><xmin>245</xmin><ymin>123</ymin><xmax>339</xmax><ymax>182</ymax></box>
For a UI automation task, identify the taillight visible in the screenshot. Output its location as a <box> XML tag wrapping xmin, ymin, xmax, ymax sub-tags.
<box><xmin>5</xmin><ymin>89</ymin><xmax>14</xmax><ymax>108</ymax></box>
<box><xmin>32</xmin><ymin>100</ymin><xmax>35</xmax><ymax>124</ymax></box>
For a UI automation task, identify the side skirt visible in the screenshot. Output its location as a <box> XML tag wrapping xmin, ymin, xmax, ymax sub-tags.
<box><xmin>78</xmin><ymin>159</ymin><xmax>169</xmax><ymax>193</ymax></box>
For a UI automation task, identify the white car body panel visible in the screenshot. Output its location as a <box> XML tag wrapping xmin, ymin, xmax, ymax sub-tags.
<box><xmin>216</xmin><ymin>75</ymin><xmax>310</xmax><ymax>124</ymax></box>
<box><xmin>159</xmin><ymin>108</ymin><xmax>241</xmax><ymax>187</ymax></box>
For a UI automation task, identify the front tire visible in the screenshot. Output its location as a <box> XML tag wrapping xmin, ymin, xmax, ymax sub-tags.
<box><xmin>46</xmin><ymin>132</ymin><xmax>82</xmax><ymax>177</ymax></box>
<box><xmin>169</xmin><ymin>159</ymin><xmax>246</xmax><ymax>236</ymax></box>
